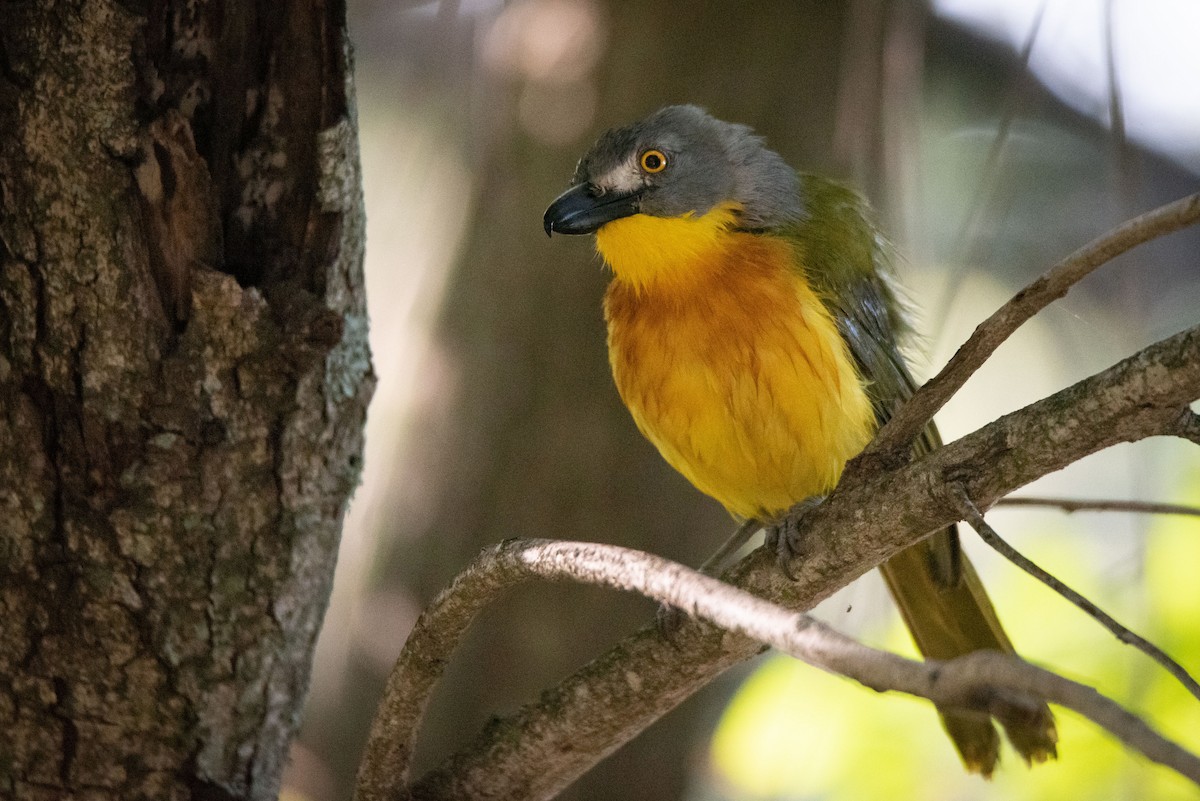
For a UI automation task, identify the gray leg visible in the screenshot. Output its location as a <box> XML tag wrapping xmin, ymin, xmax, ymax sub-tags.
<box><xmin>763</xmin><ymin>495</ymin><xmax>826</xmax><ymax>580</ymax></box>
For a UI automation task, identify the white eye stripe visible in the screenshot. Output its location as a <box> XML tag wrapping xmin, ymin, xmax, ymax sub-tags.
<box><xmin>592</xmin><ymin>158</ymin><xmax>643</xmax><ymax>194</ymax></box>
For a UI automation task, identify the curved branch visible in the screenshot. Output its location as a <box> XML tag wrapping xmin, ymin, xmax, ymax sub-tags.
<box><xmin>391</xmin><ymin>322</ymin><xmax>1200</xmax><ymax>801</ymax></box>
<box><xmin>865</xmin><ymin>193</ymin><xmax>1200</xmax><ymax>461</ymax></box>
<box><xmin>356</xmin><ymin>540</ymin><xmax>1200</xmax><ymax>801</ymax></box>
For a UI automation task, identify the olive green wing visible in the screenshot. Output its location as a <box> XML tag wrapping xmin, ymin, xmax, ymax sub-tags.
<box><xmin>776</xmin><ymin>174</ymin><xmax>1057</xmax><ymax>773</ymax></box>
<box><xmin>782</xmin><ymin>176</ymin><xmax>930</xmax><ymax>452</ymax></box>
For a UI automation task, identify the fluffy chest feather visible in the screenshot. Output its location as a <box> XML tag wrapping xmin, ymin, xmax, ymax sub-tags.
<box><xmin>599</xmin><ymin>214</ymin><xmax>875</xmax><ymax>520</ymax></box>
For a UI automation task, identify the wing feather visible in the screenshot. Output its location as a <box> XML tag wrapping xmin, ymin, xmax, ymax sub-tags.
<box><xmin>780</xmin><ymin>175</ymin><xmax>960</xmax><ymax>584</ymax></box>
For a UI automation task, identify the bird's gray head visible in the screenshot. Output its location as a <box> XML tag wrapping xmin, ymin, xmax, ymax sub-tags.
<box><xmin>543</xmin><ymin>105</ymin><xmax>803</xmax><ymax>236</ymax></box>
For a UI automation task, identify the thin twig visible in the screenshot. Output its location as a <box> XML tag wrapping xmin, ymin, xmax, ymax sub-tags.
<box><xmin>1103</xmin><ymin>0</ymin><xmax>1138</xmax><ymax>201</ymax></box>
<box><xmin>934</xmin><ymin>1</ymin><xmax>1048</xmax><ymax>330</ymax></box>
<box><xmin>996</xmin><ymin>496</ymin><xmax>1200</xmax><ymax>518</ymax></box>
<box><xmin>1104</xmin><ymin>0</ymin><xmax>1127</xmax><ymax>151</ymax></box>
<box><xmin>864</xmin><ymin>193</ymin><xmax>1200</xmax><ymax>464</ymax></box>
<box><xmin>953</xmin><ymin>484</ymin><xmax>1200</xmax><ymax>703</ymax></box>
<box><xmin>357</xmin><ymin>539</ymin><xmax>1200</xmax><ymax>801</ymax></box>
<box><xmin>946</xmin><ymin>0</ymin><xmax>1047</xmax><ymax>265</ymax></box>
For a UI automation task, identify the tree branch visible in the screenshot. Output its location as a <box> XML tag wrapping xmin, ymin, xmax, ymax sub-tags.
<box><xmin>384</xmin><ymin>322</ymin><xmax>1200</xmax><ymax>801</ymax></box>
<box><xmin>955</xmin><ymin>485</ymin><xmax>1200</xmax><ymax>702</ymax></box>
<box><xmin>356</xmin><ymin>540</ymin><xmax>1200</xmax><ymax>801</ymax></box>
<box><xmin>995</xmin><ymin>496</ymin><xmax>1200</xmax><ymax>518</ymax></box>
<box><xmin>864</xmin><ymin>193</ymin><xmax>1200</xmax><ymax>462</ymax></box>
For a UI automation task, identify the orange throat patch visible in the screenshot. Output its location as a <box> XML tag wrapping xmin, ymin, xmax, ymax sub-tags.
<box><xmin>598</xmin><ymin>207</ymin><xmax>875</xmax><ymax>520</ymax></box>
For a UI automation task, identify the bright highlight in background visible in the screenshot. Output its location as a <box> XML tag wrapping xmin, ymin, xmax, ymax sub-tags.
<box><xmin>935</xmin><ymin>0</ymin><xmax>1200</xmax><ymax>172</ymax></box>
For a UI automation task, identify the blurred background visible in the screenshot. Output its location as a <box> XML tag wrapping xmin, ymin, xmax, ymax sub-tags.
<box><xmin>282</xmin><ymin>1</ymin><xmax>1200</xmax><ymax>799</ymax></box>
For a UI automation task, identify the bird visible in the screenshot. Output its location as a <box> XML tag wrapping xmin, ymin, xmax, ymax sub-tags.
<box><xmin>542</xmin><ymin>104</ymin><xmax>1057</xmax><ymax>775</ymax></box>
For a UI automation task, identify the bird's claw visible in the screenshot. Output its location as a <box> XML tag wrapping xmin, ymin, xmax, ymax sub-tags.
<box><xmin>763</xmin><ymin>496</ymin><xmax>825</xmax><ymax>580</ymax></box>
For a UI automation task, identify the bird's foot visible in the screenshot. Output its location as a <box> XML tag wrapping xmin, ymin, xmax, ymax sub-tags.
<box><xmin>763</xmin><ymin>496</ymin><xmax>825</xmax><ymax>580</ymax></box>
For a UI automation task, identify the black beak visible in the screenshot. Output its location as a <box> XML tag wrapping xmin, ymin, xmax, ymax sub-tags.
<box><xmin>543</xmin><ymin>183</ymin><xmax>641</xmax><ymax>236</ymax></box>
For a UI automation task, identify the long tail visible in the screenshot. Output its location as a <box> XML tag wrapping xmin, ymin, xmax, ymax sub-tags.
<box><xmin>879</xmin><ymin>528</ymin><xmax>1058</xmax><ymax>776</ymax></box>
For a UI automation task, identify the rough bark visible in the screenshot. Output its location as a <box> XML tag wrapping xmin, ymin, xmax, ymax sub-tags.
<box><xmin>0</xmin><ymin>2</ymin><xmax>369</xmax><ymax>800</ymax></box>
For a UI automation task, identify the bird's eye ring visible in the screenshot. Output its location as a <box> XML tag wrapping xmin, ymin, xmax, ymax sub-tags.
<box><xmin>639</xmin><ymin>149</ymin><xmax>667</xmax><ymax>174</ymax></box>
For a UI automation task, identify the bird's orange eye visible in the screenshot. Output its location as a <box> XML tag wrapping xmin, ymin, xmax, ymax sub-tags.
<box><xmin>639</xmin><ymin>149</ymin><xmax>667</xmax><ymax>174</ymax></box>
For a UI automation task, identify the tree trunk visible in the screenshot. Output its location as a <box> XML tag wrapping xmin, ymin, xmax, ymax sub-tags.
<box><xmin>0</xmin><ymin>2</ymin><xmax>370</xmax><ymax>799</ymax></box>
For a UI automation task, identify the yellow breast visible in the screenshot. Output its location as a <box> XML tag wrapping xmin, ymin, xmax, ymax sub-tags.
<box><xmin>599</xmin><ymin>208</ymin><xmax>875</xmax><ymax>520</ymax></box>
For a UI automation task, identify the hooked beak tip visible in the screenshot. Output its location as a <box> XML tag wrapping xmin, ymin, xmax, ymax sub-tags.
<box><xmin>544</xmin><ymin>182</ymin><xmax>639</xmax><ymax>236</ymax></box>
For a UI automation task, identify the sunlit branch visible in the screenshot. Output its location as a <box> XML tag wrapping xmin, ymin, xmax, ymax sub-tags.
<box><xmin>357</xmin><ymin>539</ymin><xmax>1200</xmax><ymax>801</ymax></box>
